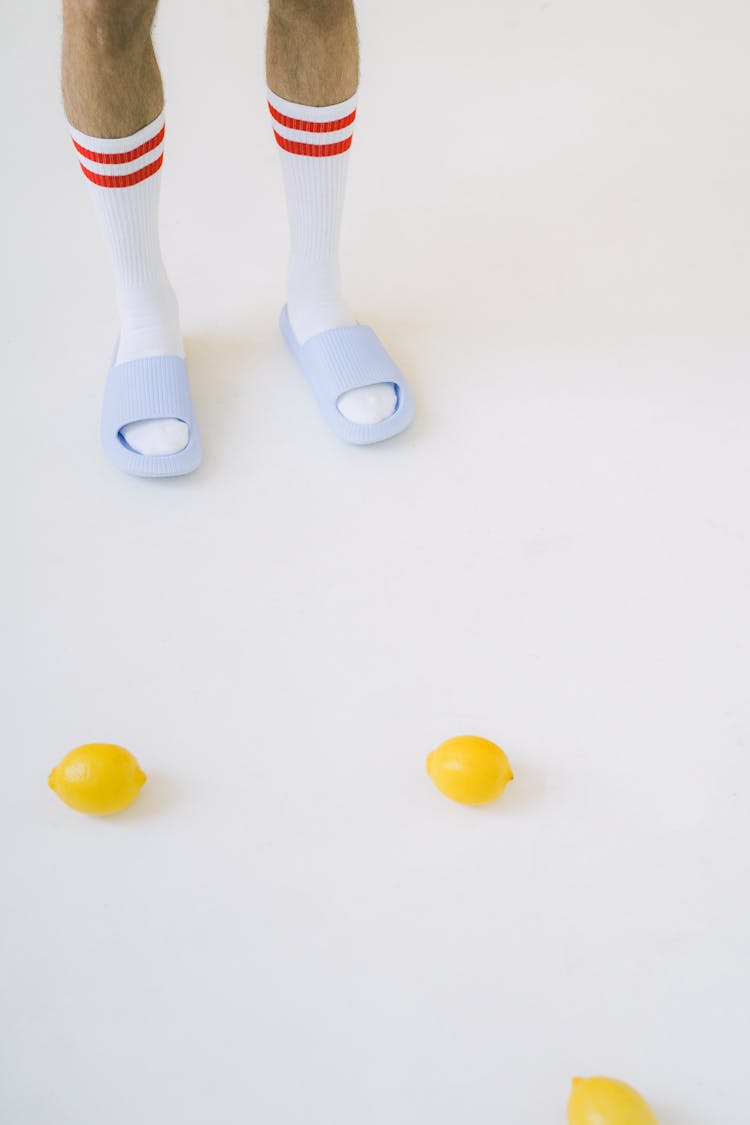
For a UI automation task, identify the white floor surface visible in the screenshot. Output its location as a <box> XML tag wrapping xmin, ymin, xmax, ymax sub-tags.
<box><xmin>3</xmin><ymin>2</ymin><xmax>750</xmax><ymax>1122</ymax></box>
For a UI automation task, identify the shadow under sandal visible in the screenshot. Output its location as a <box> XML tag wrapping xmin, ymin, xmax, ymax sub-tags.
<box><xmin>101</xmin><ymin>339</ymin><xmax>203</xmax><ymax>478</ymax></box>
<box><xmin>280</xmin><ymin>305</ymin><xmax>416</xmax><ymax>445</ymax></box>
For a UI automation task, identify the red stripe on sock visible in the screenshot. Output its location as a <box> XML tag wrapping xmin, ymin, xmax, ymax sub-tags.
<box><xmin>273</xmin><ymin>131</ymin><xmax>353</xmax><ymax>157</ymax></box>
<box><xmin>72</xmin><ymin>123</ymin><xmax>165</xmax><ymax>164</ymax></box>
<box><xmin>268</xmin><ymin>102</ymin><xmax>356</xmax><ymax>133</ymax></box>
<box><xmin>79</xmin><ymin>152</ymin><xmax>164</xmax><ymax>187</ymax></box>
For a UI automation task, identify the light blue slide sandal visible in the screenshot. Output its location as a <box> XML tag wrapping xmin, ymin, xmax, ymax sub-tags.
<box><xmin>279</xmin><ymin>306</ymin><xmax>416</xmax><ymax>445</ymax></box>
<box><xmin>100</xmin><ymin>339</ymin><xmax>203</xmax><ymax>478</ymax></box>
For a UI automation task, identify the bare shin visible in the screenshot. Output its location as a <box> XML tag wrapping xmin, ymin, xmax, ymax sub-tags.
<box><xmin>266</xmin><ymin>0</ymin><xmax>359</xmax><ymax>106</ymax></box>
<box><xmin>62</xmin><ymin>0</ymin><xmax>163</xmax><ymax>137</ymax></box>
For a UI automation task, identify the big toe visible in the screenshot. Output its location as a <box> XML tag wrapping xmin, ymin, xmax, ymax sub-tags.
<box><xmin>120</xmin><ymin>418</ymin><xmax>189</xmax><ymax>456</ymax></box>
<box><xmin>337</xmin><ymin>383</ymin><xmax>397</xmax><ymax>425</ymax></box>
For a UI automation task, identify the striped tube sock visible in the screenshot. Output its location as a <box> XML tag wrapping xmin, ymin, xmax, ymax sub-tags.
<box><xmin>267</xmin><ymin>88</ymin><xmax>397</xmax><ymax>426</ymax></box>
<box><xmin>69</xmin><ymin>109</ymin><xmax>188</xmax><ymax>456</ymax></box>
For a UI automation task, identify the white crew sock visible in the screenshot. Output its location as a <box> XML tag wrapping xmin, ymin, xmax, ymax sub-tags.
<box><xmin>267</xmin><ymin>88</ymin><xmax>397</xmax><ymax>426</ymax></box>
<box><xmin>69</xmin><ymin>109</ymin><xmax>188</xmax><ymax>456</ymax></box>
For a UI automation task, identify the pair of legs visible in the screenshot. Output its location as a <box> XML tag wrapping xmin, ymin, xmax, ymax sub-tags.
<box><xmin>62</xmin><ymin>0</ymin><xmax>358</xmax><ymax>135</ymax></box>
<box><xmin>62</xmin><ymin>0</ymin><xmax>411</xmax><ymax>472</ymax></box>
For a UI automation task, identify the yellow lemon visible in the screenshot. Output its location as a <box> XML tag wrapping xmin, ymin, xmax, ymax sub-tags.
<box><xmin>568</xmin><ymin>1076</ymin><xmax>659</xmax><ymax>1125</ymax></box>
<box><xmin>426</xmin><ymin>735</ymin><xmax>513</xmax><ymax>805</ymax></box>
<box><xmin>49</xmin><ymin>743</ymin><xmax>147</xmax><ymax>816</ymax></box>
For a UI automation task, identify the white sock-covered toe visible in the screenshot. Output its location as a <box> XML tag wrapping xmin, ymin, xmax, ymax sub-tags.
<box><xmin>120</xmin><ymin>418</ymin><xmax>189</xmax><ymax>456</ymax></box>
<box><xmin>337</xmin><ymin>383</ymin><xmax>397</xmax><ymax>425</ymax></box>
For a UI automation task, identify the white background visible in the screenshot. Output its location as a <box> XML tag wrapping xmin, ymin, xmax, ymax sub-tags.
<box><xmin>3</xmin><ymin>1</ymin><xmax>750</xmax><ymax>1122</ymax></box>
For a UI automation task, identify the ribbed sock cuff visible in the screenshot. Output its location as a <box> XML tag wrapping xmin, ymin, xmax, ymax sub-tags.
<box><xmin>69</xmin><ymin>110</ymin><xmax>166</xmax><ymax>187</ymax></box>
<box><xmin>267</xmin><ymin>88</ymin><xmax>357</xmax><ymax>156</ymax></box>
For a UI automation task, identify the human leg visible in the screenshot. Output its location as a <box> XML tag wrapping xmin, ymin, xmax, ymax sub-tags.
<box><xmin>63</xmin><ymin>0</ymin><xmax>198</xmax><ymax>469</ymax></box>
<box><xmin>266</xmin><ymin>0</ymin><xmax>414</xmax><ymax>436</ymax></box>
